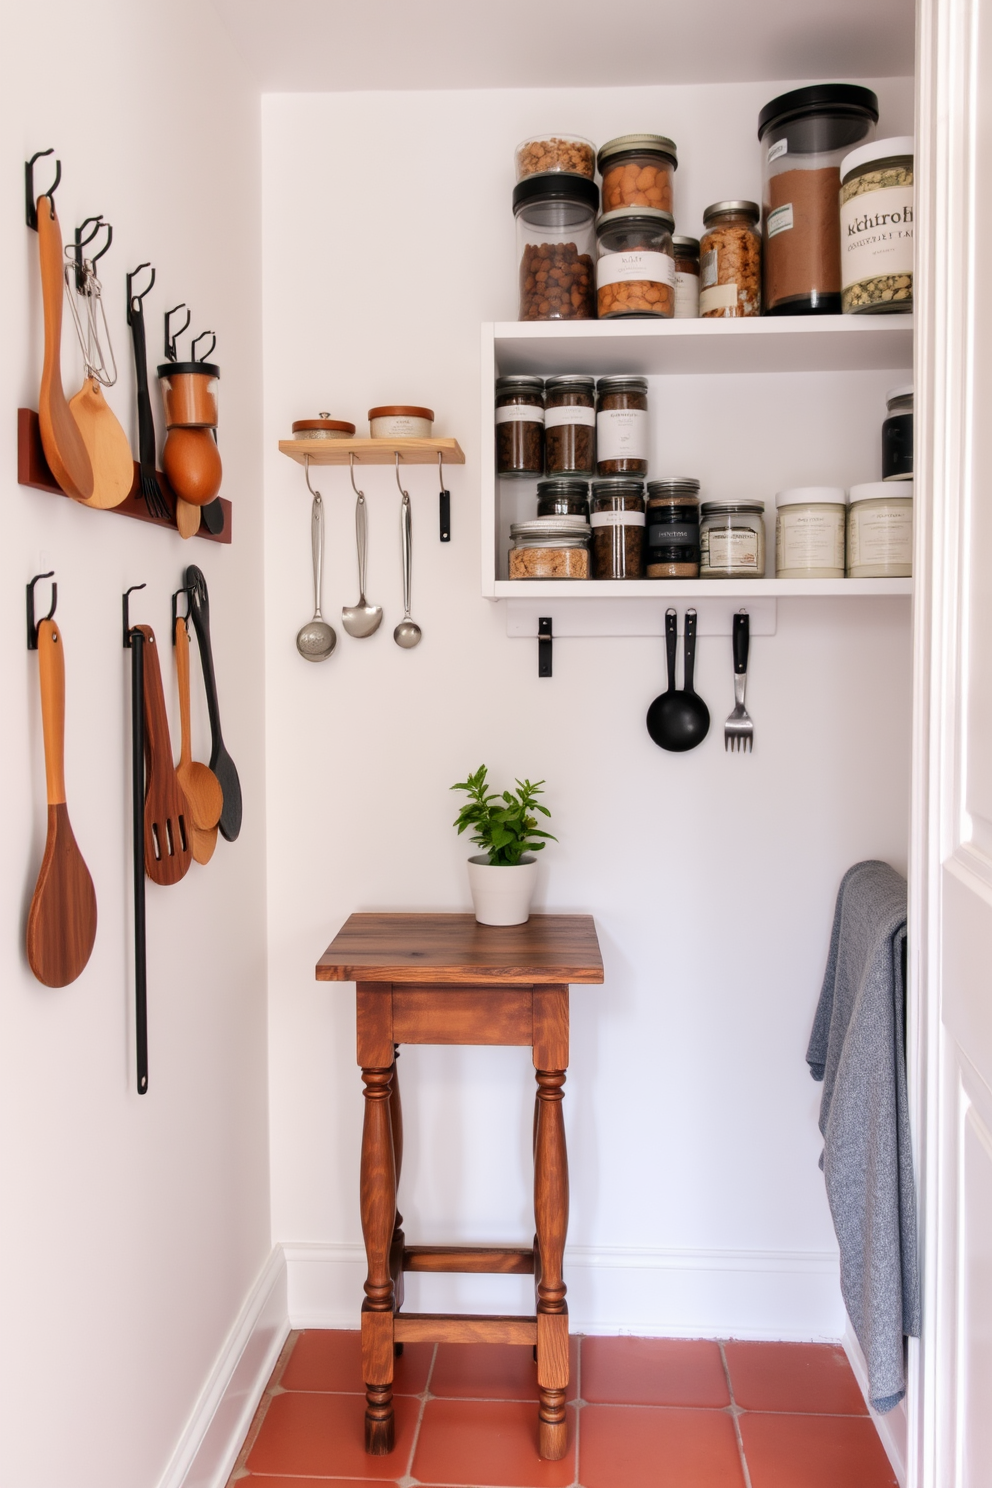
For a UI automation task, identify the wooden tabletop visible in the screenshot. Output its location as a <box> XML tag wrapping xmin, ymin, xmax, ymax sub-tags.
<box><xmin>316</xmin><ymin>913</ymin><xmax>604</xmax><ymax>985</ymax></box>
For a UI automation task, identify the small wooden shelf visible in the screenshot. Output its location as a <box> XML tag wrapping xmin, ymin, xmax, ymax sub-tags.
<box><xmin>279</xmin><ymin>436</ymin><xmax>465</xmax><ymax>467</ymax></box>
<box><xmin>16</xmin><ymin>408</ymin><xmax>231</xmax><ymax>544</ymax></box>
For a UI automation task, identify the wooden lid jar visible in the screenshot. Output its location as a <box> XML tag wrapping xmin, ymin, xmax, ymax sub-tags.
<box><xmin>156</xmin><ymin>361</ymin><xmax>220</xmax><ymax>429</ymax></box>
<box><xmin>368</xmin><ymin>406</ymin><xmax>434</xmax><ymax>438</ymax></box>
<box><xmin>290</xmin><ymin>414</ymin><xmax>357</xmax><ymax>439</ymax></box>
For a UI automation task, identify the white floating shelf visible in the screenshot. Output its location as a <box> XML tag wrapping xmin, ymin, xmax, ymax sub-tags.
<box><xmin>490</xmin><ymin>316</ymin><xmax>914</xmax><ymax>377</ymax></box>
<box><xmin>492</xmin><ymin>578</ymin><xmax>913</xmax><ymax>600</ymax></box>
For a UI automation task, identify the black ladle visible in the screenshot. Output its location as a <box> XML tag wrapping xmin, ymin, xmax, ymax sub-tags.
<box><xmin>646</xmin><ymin>607</ymin><xmax>710</xmax><ymax>752</ymax></box>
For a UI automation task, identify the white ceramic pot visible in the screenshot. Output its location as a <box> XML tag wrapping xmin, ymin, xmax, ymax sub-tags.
<box><xmin>466</xmin><ymin>854</ymin><xmax>538</xmax><ymax>926</ymax></box>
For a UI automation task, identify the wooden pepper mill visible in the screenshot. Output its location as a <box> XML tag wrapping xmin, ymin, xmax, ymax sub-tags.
<box><xmin>158</xmin><ymin>320</ymin><xmax>222</xmax><ymax>537</ymax></box>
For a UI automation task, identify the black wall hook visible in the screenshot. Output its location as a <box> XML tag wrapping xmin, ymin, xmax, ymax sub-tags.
<box><xmin>123</xmin><ymin>583</ymin><xmax>147</xmax><ymax>648</ymax></box>
<box><xmin>171</xmin><ymin>585</ymin><xmax>193</xmax><ymax>640</ymax></box>
<box><xmin>27</xmin><ymin>572</ymin><xmax>57</xmax><ymax>649</ymax></box>
<box><xmin>165</xmin><ymin>304</ymin><xmax>190</xmax><ymax>361</ymax></box>
<box><xmin>126</xmin><ymin>263</ymin><xmax>155</xmax><ymax>325</ymax></box>
<box><xmin>25</xmin><ymin>149</ymin><xmax>61</xmax><ymax>230</ymax></box>
<box><xmin>538</xmin><ymin>616</ymin><xmax>553</xmax><ymax>678</ymax></box>
<box><xmin>438</xmin><ymin>451</ymin><xmax>451</xmax><ymax>543</ymax></box>
<box><xmin>191</xmin><ymin>330</ymin><xmax>216</xmax><ymax>363</ymax></box>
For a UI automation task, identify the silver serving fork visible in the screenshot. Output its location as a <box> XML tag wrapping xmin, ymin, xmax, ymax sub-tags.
<box><xmin>724</xmin><ymin>611</ymin><xmax>754</xmax><ymax>752</ymax></box>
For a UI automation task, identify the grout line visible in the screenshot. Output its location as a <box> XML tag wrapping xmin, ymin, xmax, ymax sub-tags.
<box><xmin>719</xmin><ymin>1340</ymin><xmax>754</xmax><ymax>1488</ymax></box>
<box><xmin>398</xmin><ymin>1341</ymin><xmax>437</xmax><ymax>1486</ymax></box>
<box><xmin>571</xmin><ymin>1333</ymin><xmax>582</xmax><ymax>1487</ymax></box>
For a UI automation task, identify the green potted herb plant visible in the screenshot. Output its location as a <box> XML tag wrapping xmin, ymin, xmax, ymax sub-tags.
<box><xmin>451</xmin><ymin>765</ymin><xmax>556</xmax><ymax>925</ymax></box>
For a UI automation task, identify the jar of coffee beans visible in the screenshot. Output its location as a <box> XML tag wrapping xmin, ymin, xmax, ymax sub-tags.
<box><xmin>544</xmin><ymin>375</ymin><xmax>596</xmax><ymax>477</ymax></box>
<box><xmin>495</xmin><ymin>376</ymin><xmax>544</xmax><ymax>478</ymax></box>
<box><xmin>645</xmin><ymin>479</ymin><xmax>701</xmax><ymax>577</ymax></box>
<box><xmin>513</xmin><ymin>174</ymin><xmax>598</xmax><ymax>321</ymax></box>
<box><xmin>596</xmin><ymin>376</ymin><xmax>649</xmax><ymax>476</ymax></box>
<box><xmin>591</xmin><ymin>477</ymin><xmax>646</xmax><ymax>579</ymax></box>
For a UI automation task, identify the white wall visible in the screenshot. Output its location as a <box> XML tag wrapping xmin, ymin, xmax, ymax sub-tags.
<box><xmin>0</xmin><ymin>5</ymin><xmax>271</xmax><ymax>1486</ymax></box>
<box><xmin>262</xmin><ymin>79</ymin><xmax>914</xmax><ymax>1336</ymax></box>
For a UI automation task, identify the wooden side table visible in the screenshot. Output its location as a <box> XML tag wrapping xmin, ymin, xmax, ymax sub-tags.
<box><xmin>316</xmin><ymin>912</ymin><xmax>603</xmax><ymax>1461</ymax></box>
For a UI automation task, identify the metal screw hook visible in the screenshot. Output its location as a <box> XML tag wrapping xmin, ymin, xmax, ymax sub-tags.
<box><xmin>191</xmin><ymin>330</ymin><xmax>216</xmax><ymax>363</ymax></box>
<box><xmin>165</xmin><ymin>303</ymin><xmax>191</xmax><ymax>361</ymax></box>
<box><xmin>349</xmin><ymin>451</ymin><xmax>365</xmax><ymax>500</ymax></box>
<box><xmin>126</xmin><ymin>263</ymin><xmax>155</xmax><ymax>325</ymax></box>
<box><xmin>394</xmin><ymin>451</ymin><xmax>410</xmax><ymax>500</ymax></box>
<box><xmin>303</xmin><ymin>454</ymin><xmax>322</xmax><ymax>501</ymax></box>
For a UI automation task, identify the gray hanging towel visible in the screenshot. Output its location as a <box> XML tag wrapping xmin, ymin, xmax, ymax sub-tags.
<box><xmin>807</xmin><ymin>860</ymin><xmax>921</xmax><ymax>1414</ymax></box>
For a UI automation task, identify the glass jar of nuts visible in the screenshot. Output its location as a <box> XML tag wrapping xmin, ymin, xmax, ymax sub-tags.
<box><xmin>513</xmin><ymin>174</ymin><xmax>599</xmax><ymax>321</ymax></box>
<box><xmin>699</xmin><ymin>201</ymin><xmax>761</xmax><ymax>318</ymax></box>
<box><xmin>515</xmin><ymin>134</ymin><xmax>596</xmax><ymax>180</ymax></box>
<box><xmin>597</xmin><ymin>134</ymin><xmax>678</xmax><ymax>213</ymax></box>
<box><xmin>509</xmin><ymin>519</ymin><xmax>591</xmax><ymax>579</ymax></box>
<box><xmin>595</xmin><ymin>209</ymin><xmax>675</xmax><ymax>319</ymax></box>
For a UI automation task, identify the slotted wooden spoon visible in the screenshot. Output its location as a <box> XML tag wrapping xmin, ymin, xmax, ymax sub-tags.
<box><xmin>36</xmin><ymin>199</ymin><xmax>93</xmax><ymax>502</ymax></box>
<box><xmin>26</xmin><ymin>619</ymin><xmax>97</xmax><ymax>986</ymax></box>
<box><xmin>135</xmin><ymin>625</ymin><xmax>192</xmax><ymax>886</ymax></box>
<box><xmin>175</xmin><ymin>617</ymin><xmax>223</xmax><ymax>864</ymax></box>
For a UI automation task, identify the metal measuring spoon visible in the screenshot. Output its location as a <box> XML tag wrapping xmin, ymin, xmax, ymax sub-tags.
<box><xmin>297</xmin><ymin>484</ymin><xmax>336</xmax><ymax>662</ymax></box>
<box><xmin>646</xmin><ymin>608</ymin><xmax>709</xmax><ymax>751</ymax></box>
<box><xmin>393</xmin><ymin>471</ymin><xmax>422</xmax><ymax>648</ymax></box>
<box><xmin>341</xmin><ymin>465</ymin><xmax>382</xmax><ymax>637</ymax></box>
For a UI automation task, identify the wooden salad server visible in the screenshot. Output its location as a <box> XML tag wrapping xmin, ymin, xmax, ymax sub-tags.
<box><xmin>26</xmin><ymin>619</ymin><xmax>97</xmax><ymax>986</ymax></box>
<box><xmin>36</xmin><ymin>198</ymin><xmax>93</xmax><ymax>502</ymax></box>
<box><xmin>68</xmin><ymin>377</ymin><xmax>134</xmax><ymax>509</ymax></box>
<box><xmin>175</xmin><ymin>616</ymin><xmax>223</xmax><ymax>863</ymax></box>
<box><xmin>135</xmin><ymin>625</ymin><xmax>192</xmax><ymax>886</ymax></box>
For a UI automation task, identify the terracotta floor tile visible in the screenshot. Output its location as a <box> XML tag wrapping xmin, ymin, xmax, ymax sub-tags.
<box><xmin>279</xmin><ymin>1328</ymin><xmax>432</xmax><ymax>1395</ymax></box>
<box><xmin>740</xmin><ymin>1412</ymin><xmax>897</xmax><ymax>1488</ymax></box>
<box><xmin>243</xmin><ymin>1480</ymin><xmax>399</xmax><ymax>1486</ymax></box>
<box><xmin>412</xmin><ymin>1398</ymin><xmax>577</xmax><ymax>1486</ymax></box>
<box><xmin>245</xmin><ymin>1390</ymin><xmax>419</xmax><ymax>1479</ymax></box>
<box><xmin>581</xmin><ymin>1404</ymin><xmax>745</xmax><ymax>1488</ymax></box>
<box><xmin>582</xmin><ymin>1337</ymin><xmax>730</xmax><ymax>1408</ymax></box>
<box><xmin>724</xmin><ymin>1341</ymin><xmax>868</xmax><ymax>1415</ymax></box>
<box><xmin>430</xmin><ymin>1337</ymin><xmax>579</xmax><ymax>1401</ymax></box>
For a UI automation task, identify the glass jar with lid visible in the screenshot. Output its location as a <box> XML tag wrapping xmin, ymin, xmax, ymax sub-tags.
<box><xmin>596</xmin><ymin>376</ymin><xmax>649</xmax><ymax>476</ymax></box>
<box><xmin>536</xmin><ymin>479</ymin><xmax>590</xmax><ymax>518</ymax></box>
<box><xmin>699</xmin><ymin>203</ymin><xmax>761</xmax><ymax>318</ymax></box>
<box><xmin>673</xmin><ymin>236</ymin><xmax>700</xmax><ymax>318</ymax></box>
<box><xmin>513</xmin><ymin>173</ymin><xmax>599</xmax><ymax>321</ymax></box>
<box><xmin>495</xmin><ymin>376</ymin><xmax>544</xmax><ymax>478</ymax></box>
<box><xmin>590</xmin><ymin>478</ymin><xmax>645</xmax><ymax>579</ymax></box>
<box><xmin>847</xmin><ymin>481</ymin><xmax>913</xmax><ymax>577</ymax></box>
<box><xmin>598</xmin><ymin>135</ymin><xmax>678</xmax><ymax>213</ymax></box>
<box><xmin>509</xmin><ymin>519</ymin><xmax>590</xmax><ymax>579</ymax></box>
<box><xmin>775</xmin><ymin>487</ymin><xmax>847</xmax><ymax>578</ymax></box>
<box><xmin>596</xmin><ymin>209</ymin><xmax>675</xmax><ymax>319</ymax></box>
<box><xmin>882</xmin><ymin>386</ymin><xmax>913</xmax><ymax>480</ymax></box>
<box><xmin>515</xmin><ymin>134</ymin><xmax>595</xmax><ymax>180</ymax></box>
<box><xmin>645</xmin><ymin>479</ymin><xmax>701</xmax><ymax>577</ymax></box>
<box><xmin>840</xmin><ymin>138</ymin><xmax>914</xmax><ymax>313</ymax></box>
<box><xmin>544</xmin><ymin>376</ymin><xmax>596</xmax><ymax>477</ymax></box>
<box><xmin>758</xmin><ymin>83</ymin><xmax>878</xmax><ymax>316</ymax></box>
<box><xmin>700</xmin><ymin>501</ymin><xmax>766</xmax><ymax>577</ymax></box>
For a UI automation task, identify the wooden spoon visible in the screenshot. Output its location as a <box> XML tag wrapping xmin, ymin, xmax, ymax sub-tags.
<box><xmin>68</xmin><ymin>377</ymin><xmax>134</xmax><ymax>508</ymax></box>
<box><xmin>36</xmin><ymin>199</ymin><xmax>93</xmax><ymax>502</ymax></box>
<box><xmin>175</xmin><ymin>617</ymin><xmax>223</xmax><ymax>863</ymax></box>
<box><xmin>26</xmin><ymin>619</ymin><xmax>98</xmax><ymax>986</ymax></box>
<box><xmin>135</xmin><ymin>625</ymin><xmax>192</xmax><ymax>886</ymax></box>
<box><xmin>175</xmin><ymin>497</ymin><xmax>202</xmax><ymax>539</ymax></box>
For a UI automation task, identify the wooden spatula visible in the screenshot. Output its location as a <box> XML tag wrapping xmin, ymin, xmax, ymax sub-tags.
<box><xmin>68</xmin><ymin>377</ymin><xmax>133</xmax><ymax>509</ymax></box>
<box><xmin>36</xmin><ymin>199</ymin><xmax>93</xmax><ymax>502</ymax></box>
<box><xmin>135</xmin><ymin>625</ymin><xmax>192</xmax><ymax>886</ymax></box>
<box><xmin>175</xmin><ymin>617</ymin><xmax>223</xmax><ymax>864</ymax></box>
<box><xmin>26</xmin><ymin>619</ymin><xmax>97</xmax><ymax>986</ymax></box>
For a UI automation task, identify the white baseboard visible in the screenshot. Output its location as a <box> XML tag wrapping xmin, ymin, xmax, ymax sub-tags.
<box><xmin>842</xmin><ymin>1322</ymin><xmax>908</xmax><ymax>1487</ymax></box>
<box><xmin>156</xmin><ymin>1246</ymin><xmax>290</xmax><ymax>1488</ymax></box>
<box><xmin>283</xmin><ymin>1240</ymin><xmax>845</xmax><ymax>1342</ymax></box>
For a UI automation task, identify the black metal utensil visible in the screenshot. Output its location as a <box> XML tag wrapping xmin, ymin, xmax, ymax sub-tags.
<box><xmin>200</xmin><ymin>498</ymin><xmax>225</xmax><ymax>535</ymax></box>
<box><xmin>126</xmin><ymin>264</ymin><xmax>171</xmax><ymax>521</ymax></box>
<box><xmin>185</xmin><ymin>564</ymin><xmax>242</xmax><ymax>841</ymax></box>
<box><xmin>646</xmin><ymin>608</ymin><xmax>710</xmax><ymax>752</ymax></box>
<box><xmin>123</xmin><ymin>586</ymin><xmax>149</xmax><ymax>1094</ymax></box>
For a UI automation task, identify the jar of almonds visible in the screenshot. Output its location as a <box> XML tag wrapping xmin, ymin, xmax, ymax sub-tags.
<box><xmin>595</xmin><ymin>208</ymin><xmax>675</xmax><ymax>319</ymax></box>
<box><xmin>597</xmin><ymin>135</ymin><xmax>678</xmax><ymax>213</ymax></box>
<box><xmin>699</xmin><ymin>201</ymin><xmax>761</xmax><ymax>318</ymax></box>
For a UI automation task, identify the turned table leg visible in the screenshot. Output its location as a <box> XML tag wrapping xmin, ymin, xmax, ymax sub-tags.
<box><xmin>361</xmin><ymin>1062</ymin><xmax>396</xmax><ymax>1454</ymax></box>
<box><xmin>534</xmin><ymin>1066</ymin><xmax>569</xmax><ymax>1460</ymax></box>
<box><xmin>389</xmin><ymin>1046</ymin><xmax>406</xmax><ymax>1341</ymax></box>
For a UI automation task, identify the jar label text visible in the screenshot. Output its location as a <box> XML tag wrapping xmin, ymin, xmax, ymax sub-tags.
<box><xmin>698</xmin><ymin>282</ymin><xmax>738</xmax><ymax>315</ymax></box>
<box><xmin>590</xmin><ymin>510</ymin><xmax>646</xmax><ymax>527</ymax></box>
<box><xmin>597</xmin><ymin>251</ymin><xmax>675</xmax><ymax>290</ymax></box>
<box><xmin>766</xmin><ymin>202</ymin><xmax>794</xmax><ymax>238</ymax></box>
<box><xmin>597</xmin><ymin>408</ymin><xmax>648</xmax><ymax>461</ymax></box>
<box><xmin>545</xmin><ymin>405</ymin><xmax>596</xmax><ymax>429</ymax></box>
<box><xmin>767</xmin><ymin>138</ymin><xmax>789</xmax><ymax>165</ymax></box>
<box><xmin>701</xmin><ymin>249</ymin><xmax>718</xmax><ymax>288</ymax></box>
<box><xmin>848</xmin><ymin>504</ymin><xmax>913</xmax><ymax>567</ymax></box>
<box><xmin>776</xmin><ymin>507</ymin><xmax>846</xmax><ymax>571</ymax></box>
<box><xmin>707</xmin><ymin>528</ymin><xmax>759</xmax><ymax>570</ymax></box>
<box><xmin>840</xmin><ymin>185</ymin><xmax>914</xmax><ymax>289</ymax></box>
<box><xmin>495</xmin><ymin>405</ymin><xmax>545</xmax><ymax>425</ymax></box>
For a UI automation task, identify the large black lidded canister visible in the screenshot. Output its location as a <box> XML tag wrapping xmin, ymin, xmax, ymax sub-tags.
<box><xmin>882</xmin><ymin>386</ymin><xmax>913</xmax><ymax>480</ymax></box>
<box><xmin>758</xmin><ymin>84</ymin><xmax>878</xmax><ymax>316</ymax></box>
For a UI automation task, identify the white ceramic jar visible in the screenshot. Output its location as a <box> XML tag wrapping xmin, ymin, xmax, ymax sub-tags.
<box><xmin>847</xmin><ymin>480</ymin><xmax>913</xmax><ymax>577</ymax></box>
<box><xmin>368</xmin><ymin>405</ymin><xmax>434</xmax><ymax>438</ymax></box>
<box><xmin>775</xmin><ymin>487</ymin><xmax>847</xmax><ymax>577</ymax></box>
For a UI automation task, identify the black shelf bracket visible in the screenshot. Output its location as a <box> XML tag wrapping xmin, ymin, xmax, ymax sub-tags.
<box><xmin>538</xmin><ymin>616</ymin><xmax>553</xmax><ymax>678</ymax></box>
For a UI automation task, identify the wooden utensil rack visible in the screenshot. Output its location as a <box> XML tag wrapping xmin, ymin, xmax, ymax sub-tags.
<box><xmin>278</xmin><ymin>436</ymin><xmax>465</xmax><ymax>467</ymax></box>
<box><xmin>17</xmin><ymin>408</ymin><xmax>232</xmax><ymax>544</ymax></box>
